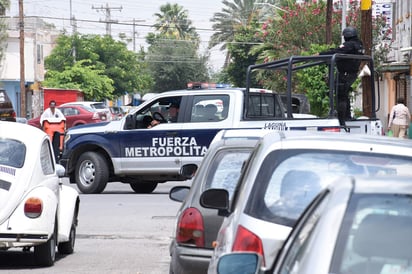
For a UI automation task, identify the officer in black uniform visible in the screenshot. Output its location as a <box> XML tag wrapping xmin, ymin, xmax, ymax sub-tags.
<box><xmin>320</xmin><ymin>26</ymin><xmax>364</xmax><ymax>125</ymax></box>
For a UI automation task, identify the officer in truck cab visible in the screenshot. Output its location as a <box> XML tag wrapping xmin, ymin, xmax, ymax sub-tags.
<box><xmin>167</xmin><ymin>103</ymin><xmax>179</xmax><ymax>123</ymax></box>
<box><xmin>319</xmin><ymin>26</ymin><xmax>364</xmax><ymax>126</ymax></box>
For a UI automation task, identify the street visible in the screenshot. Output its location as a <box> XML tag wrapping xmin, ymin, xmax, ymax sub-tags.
<box><xmin>0</xmin><ymin>180</ymin><xmax>187</xmax><ymax>274</ymax></box>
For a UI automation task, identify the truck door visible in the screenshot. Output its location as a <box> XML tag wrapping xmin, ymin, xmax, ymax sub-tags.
<box><xmin>118</xmin><ymin>96</ymin><xmax>184</xmax><ymax>175</ymax></box>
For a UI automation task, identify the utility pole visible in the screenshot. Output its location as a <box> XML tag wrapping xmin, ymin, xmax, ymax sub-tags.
<box><xmin>326</xmin><ymin>0</ymin><xmax>333</xmax><ymax>44</ymax></box>
<box><xmin>19</xmin><ymin>0</ymin><xmax>26</xmax><ymax>118</ymax></box>
<box><xmin>92</xmin><ymin>3</ymin><xmax>122</xmax><ymax>36</ymax></box>
<box><xmin>361</xmin><ymin>0</ymin><xmax>373</xmax><ymax>118</ymax></box>
<box><xmin>70</xmin><ymin>0</ymin><xmax>77</xmax><ymax>62</ymax></box>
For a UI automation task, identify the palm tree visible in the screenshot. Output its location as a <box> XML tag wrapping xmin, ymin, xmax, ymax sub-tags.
<box><xmin>209</xmin><ymin>0</ymin><xmax>280</xmax><ymax>67</ymax></box>
<box><xmin>153</xmin><ymin>3</ymin><xmax>198</xmax><ymax>41</ymax></box>
<box><xmin>209</xmin><ymin>0</ymin><xmax>257</xmax><ymax>50</ymax></box>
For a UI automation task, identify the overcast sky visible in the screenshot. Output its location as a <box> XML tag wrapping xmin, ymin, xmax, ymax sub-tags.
<box><xmin>7</xmin><ymin>0</ymin><xmax>226</xmax><ymax>70</ymax></box>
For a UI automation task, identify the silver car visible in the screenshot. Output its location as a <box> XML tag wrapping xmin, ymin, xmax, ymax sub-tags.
<box><xmin>201</xmin><ymin>131</ymin><xmax>412</xmax><ymax>272</ymax></box>
<box><xmin>215</xmin><ymin>175</ymin><xmax>412</xmax><ymax>274</ymax></box>
<box><xmin>169</xmin><ymin>129</ymin><xmax>268</xmax><ymax>274</ymax></box>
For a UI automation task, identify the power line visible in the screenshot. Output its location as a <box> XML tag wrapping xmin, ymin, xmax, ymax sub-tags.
<box><xmin>92</xmin><ymin>3</ymin><xmax>122</xmax><ymax>36</ymax></box>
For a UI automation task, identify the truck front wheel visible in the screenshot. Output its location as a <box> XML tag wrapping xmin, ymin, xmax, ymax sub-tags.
<box><xmin>129</xmin><ymin>182</ymin><xmax>158</xmax><ymax>193</ymax></box>
<box><xmin>75</xmin><ymin>152</ymin><xmax>108</xmax><ymax>194</ymax></box>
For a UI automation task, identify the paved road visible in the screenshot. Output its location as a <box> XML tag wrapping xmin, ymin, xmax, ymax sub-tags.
<box><xmin>0</xmin><ymin>180</ymin><xmax>189</xmax><ymax>274</ymax></box>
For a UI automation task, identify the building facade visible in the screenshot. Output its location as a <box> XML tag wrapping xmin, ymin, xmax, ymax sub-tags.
<box><xmin>0</xmin><ymin>17</ymin><xmax>60</xmax><ymax>118</ymax></box>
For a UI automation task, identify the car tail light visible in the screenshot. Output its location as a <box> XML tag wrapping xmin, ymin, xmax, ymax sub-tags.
<box><xmin>176</xmin><ymin>207</ymin><xmax>205</xmax><ymax>247</ymax></box>
<box><xmin>24</xmin><ymin>197</ymin><xmax>43</xmax><ymax>218</ymax></box>
<box><xmin>12</xmin><ymin>111</ymin><xmax>16</xmax><ymax>119</ymax></box>
<box><xmin>232</xmin><ymin>225</ymin><xmax>265</xmax><ymax>265</ymax></box>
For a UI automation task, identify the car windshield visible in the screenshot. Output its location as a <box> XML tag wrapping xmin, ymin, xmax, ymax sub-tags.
<box><xmin>331</xmin><ymin>193</ymin><xmax>412</xmax><ymax>274</ymax></box>
<box><xmin>244</xmin><ymin>150</ymin><xmax>412</xmax><ymax>227</ymax></box>
<box><xmin>0</xmin><ymin>139</ymin><xmax>26</xmax><ymax>168</ymax></box>
<box><xmin>91</xmin><ymin>103</ymin><xmax>108</xmax><ymax>110</ymax></box>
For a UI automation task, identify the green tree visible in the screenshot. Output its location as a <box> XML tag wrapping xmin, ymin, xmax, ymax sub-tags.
<box><xmin>45</xmin><ymin>34</ymin><xmax>153</xmax><ymax>98</ymax></box>
<box><xmin>146</xmin><ymin>38</ymin><xmax>208</xmax><ymax>92</ymax></box>
<box><xmin>153</xmin><ymin>3</ymin><xmax>198</xmax><ymax>41</ymax></box>
<box><xmin>146</xmin><ymin>3</ymin><xmax>208</xmax><ymax>92</ymax></box>
<box><xmin>0</xmin><ymin>0</ymin><xmax>10</xmax><ymax>61</ymax></box>
<box><xmin>225</xmin><ymin>22</ymin><xmax>261</xmax><ymax>87</ymax></box>
<box><xmin>43</xmin><ymin>60</ymin><xmax>114</xmax><ymax>101</ymax></box>
<box><xmin>209</xmin><ymin>0</ymin><xmax>263</xmax><ymax>51</ymax></box>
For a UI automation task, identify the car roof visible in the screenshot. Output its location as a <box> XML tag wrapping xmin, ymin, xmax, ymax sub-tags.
<box><xmin>351</xmin><ymin>175</ymin><xmax>412</xmax><ymax>194</ymax></box>
<box><xmin>61</xmin><ymin>101</ymin><xmax>107</xmax><ymax>106</ymax></box>
<box><xmin>259</xmin><ymin>130</ymin><xmax>412</xmax><ymax>154</ymax></box>
<box><xmin>0</xmin><ymin>121</ymin><xmax>46</xmax><ymax>144</ymax></box>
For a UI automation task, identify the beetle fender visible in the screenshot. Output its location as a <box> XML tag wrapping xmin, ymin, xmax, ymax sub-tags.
<box><xmin>57</xmin><ymin>185</ymin><xmax>79</xmax><ymax>243</ymax></box>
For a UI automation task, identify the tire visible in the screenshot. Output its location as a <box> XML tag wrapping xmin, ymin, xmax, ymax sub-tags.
<box><xmin>34</xmin><ymin>227</ymin><xmax>56</xmax><ymax>266</ymax></box>
<box><xmin>129</xmin><ymin>182</ymin><xmax>158</xmax><ymax>193</ymax></box>
<box><xmin>75</xmin><ymin>151</ymin><xmax>109</xmax><ymax>194</ymax></box>
<box><xmin>58</xmin><ymin>223</ymin><xmax>76</xmax><ymax>254</ymax></box>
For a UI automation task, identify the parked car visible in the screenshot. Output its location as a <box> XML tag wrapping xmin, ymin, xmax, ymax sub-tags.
<box><xmin>28</xmin><ymin>104</ymin><xmax>108</xmax><ymax>129</ymax></box>
<box><xmin>109</xmin><ymin>106</ymin><xmax>125</xmax><ymax>120</ymax></box>
<box><xmin>169</xmin><ymin>129</ymin><xmax>268</xmax><ymax>274</ymax></box>
<box><xmin>60</xmin><ymin>101</ymin><xmax>112</xmax><ymax>121</ymax></box>
<box><xmin>0</xmin><ymin>121</ymin><xmax>80</xmax><ymax>266</ymax></box>
<box><xmin>215</xmin><ymin>176</ymin><xmax>412</xmax><ymax>274</ymax></box>
<box><xmin>0</xmin><ymin>89</ymin><xmax>16</xmax><ymax>122</ymax></box>
<box><xmin>201</xmin><ymin>130</ymin><xmax>412</xmax><ymax>272</ymax></box>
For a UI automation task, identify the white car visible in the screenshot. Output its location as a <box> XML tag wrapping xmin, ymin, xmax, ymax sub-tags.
<box><xmin>215</xmin><ymin>176</ymin><xmax>412</xmax><ymax>274</ymax></box>
<box><xmin>201</xmin><ymin>130</ymin><xmax>412</xmax><ymax>273</ymax></box>
<box><xmin>60</xmin><ymin>101</ymin><xmax>112</xmax><ymax>121</ymax></box>
<box><xmin>0</xmin><ymin>121</ymin><xmax>80</xmax><ymax>266</ymax></box>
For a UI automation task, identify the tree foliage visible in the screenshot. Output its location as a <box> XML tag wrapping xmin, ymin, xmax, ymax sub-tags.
<box><xmin>45</xmin><ymin>34</ymin><xmax>153</xmax><ymax>99</ymax></box>
<box><xmin>209</xmin><ymin>0</ymin><xmax>268</xmax><ymax>51</ymax></box>
<box><xmin>43</xmin><ymin>60</ymin><xmax>114</xmax><ymax>101</ymax></box>
<box><xmin>225</xmin><ymin>21</ymin><xmax>261</xmax><ymax>87</ymax></box>
<box><xmin>153</xmin><ymin>3</ymin><xmax>199</xmax><ymax>41</ymax></box>
<box><xmin>0</xmin><ymin>0</ymin><xmax>10</xmax><ymax>61</ymax></box>
<box><xmin>146</xmin><ymin>38</ymin><xmax>208</xmax><ymax>92</ymax></box>
<box><xmin>146</xmin><ymin>3</ymin><xmax>208</xmax><ymax>92</ymax></box>
<box><xmin>247</xmin><ymin>0</ymin><xmax>390</xmax><ymax>116</ymax></box>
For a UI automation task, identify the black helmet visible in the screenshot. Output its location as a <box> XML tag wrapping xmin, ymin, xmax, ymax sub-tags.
<box><xmin>342</xmin><ymin>27</ymin><xmax>358</xmax><ymax>39</ymax></box>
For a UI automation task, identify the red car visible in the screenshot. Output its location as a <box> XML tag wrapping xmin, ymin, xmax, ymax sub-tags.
<box><xmin>28</xmin><ymin>104</ymin><xmax>108</xmax><ymax>129</ymax></box>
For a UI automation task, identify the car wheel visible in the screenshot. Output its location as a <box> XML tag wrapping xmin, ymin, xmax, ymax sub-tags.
<box><xmin>129</xmin><ymin>182</ymin><xmax>158</xmax><ymax>193</ymax></box>
<box><xmin>75</xmin><ymin>151</ymin><xmax>108</xmax><ymax>194</ymax></box>
<box><xmin>34</xmin><ymin>225</ymin><xmax>56</xmax><ymax>266</ymax></box>
<box><xmin>58</xmin><ymin>223</ymin><xmax>76</xmax><ymax>254</ymax></box>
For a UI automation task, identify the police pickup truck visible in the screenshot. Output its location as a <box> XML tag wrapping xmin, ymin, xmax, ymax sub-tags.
<box><xmin>60</xmin><ymin>54</ymin><xmax>382</xmax><ymax>194</ymax></box>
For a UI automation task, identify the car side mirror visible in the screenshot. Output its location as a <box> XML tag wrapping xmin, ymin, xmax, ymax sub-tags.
<box><xmin>55</xmin><ymin>164</ymin><xmax>66</xmax><ymax>178</ymax></box>
<box><xmin>180</xmin><ymin>164</ymin><xmax>198</xmax><ymax>179</ymax></box>
<box><xmin>124</xmin><ymin>114</ymin><xmax>135</xmax><ymax>129</ymax></box>
<box><xmin>217</xmin><ymin>252</ymin><xmax>261</xmax><ymax>274</ymax></box>
<box><xmin>200</xmin><ymin>188</ymin><xmax>230</xmax><ymax>217</ymax></box>
<box><xmin>169</xmin><ymin>186</ymin><xmax>190</xmax><ymax>203</ymax></box>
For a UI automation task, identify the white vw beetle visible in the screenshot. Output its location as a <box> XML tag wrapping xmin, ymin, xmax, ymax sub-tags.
<box><xmin>0</xmin><ymin>121</ymin><xmax>80</xmax><ymax>266</ymax></box>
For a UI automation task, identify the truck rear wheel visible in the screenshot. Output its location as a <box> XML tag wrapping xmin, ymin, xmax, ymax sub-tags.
<box><xmin>129</xmin><ymin>182</ymin><xmax>158</xmax><ymax>193</ymax></box>
<box><xmin>75</xmin><ymin>152</ymin><xmax>108</xmax><ymax>194</ymax></box>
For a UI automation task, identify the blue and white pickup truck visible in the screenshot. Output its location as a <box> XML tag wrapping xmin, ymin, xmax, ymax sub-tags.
<box><xmin>60</xmin><ymin>54</ymin><xmax>382</xmax><ymax>194</ymax></box>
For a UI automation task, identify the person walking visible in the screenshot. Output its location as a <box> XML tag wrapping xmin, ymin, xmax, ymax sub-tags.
<box><xmin>319</xmin><ymin>26</ymin><xmax>364</xmax><ymax>126</ymax></box>
<box><xmin>388</xmin><ymin>97</ymin><xmax>411</xmax><ymax>138</ymax></box>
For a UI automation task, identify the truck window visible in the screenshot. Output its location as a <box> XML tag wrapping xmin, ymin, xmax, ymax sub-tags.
<box><xmin>248</xmin><ymin>93</ymin><xmax>284</xmax><ymax>118</ymax></box>
<box><xmin>191</xmin><ymin>95</ymin><xmax>229</xmax><ymax>122</ymax></box>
